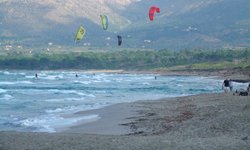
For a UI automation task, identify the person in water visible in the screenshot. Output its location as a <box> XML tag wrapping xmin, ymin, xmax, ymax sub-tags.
<box><xmin>222</xmin><ymin>78</ymin><xmax>229</xmax><ymax>92</ymax></box>
<box><xmin>76</xmin><ymin>74</ymin><xmax>78</xmax><ymax>77</ymax></box>
<box><xmin>35</xmin><ymin>74</ymin><xmax>38</xmax><ymax>78</ymax></box>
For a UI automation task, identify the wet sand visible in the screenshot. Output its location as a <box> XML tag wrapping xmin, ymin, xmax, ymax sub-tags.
<box><xmin>1</xmin><ymin>92</ymin><xmax>250</xmax><ymax>150</ymax></box>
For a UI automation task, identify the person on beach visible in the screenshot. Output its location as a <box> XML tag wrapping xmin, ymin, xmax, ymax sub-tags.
<box><xmin>229</xmin><ymin>79</ymin><xmax>233</xmax><ymax>92</ymax></box>
<box><xmin>247</xmin><ymin>83</ymin><xmax>250</xmax><ymax>92</ymax></box>
<box><xmin>222</xmin><ymin>78</ymin><xmax>229</xmax><ymax>92</ymax></box>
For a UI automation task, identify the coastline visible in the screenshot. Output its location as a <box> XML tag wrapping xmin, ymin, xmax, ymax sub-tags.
<box><xmin>0</xmin><ymin>70</ymin><xmax>249</xmax><ymax>149</ymax></box>
<box><xmin>120</xmin><ymin>70</ymin><xmax>250</xmax><ymax>83</ymax></box>
<box><xmin>1</xmin><ymin>69</ymin><xmax>249</xmax><ymax>83</ymax></box>
<box><xmin>1</xmin><ymin>92</ymin><xmax>250</xmax><ymax>149</ymax></box>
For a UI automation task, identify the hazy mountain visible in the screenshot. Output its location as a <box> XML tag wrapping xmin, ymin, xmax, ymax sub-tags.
<box><xmin>0</xmin><ymin>0</ymin><xmax>249</xmax><ymax>50</ymax></box>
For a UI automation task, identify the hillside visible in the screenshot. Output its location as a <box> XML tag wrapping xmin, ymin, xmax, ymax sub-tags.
<box><xmin>0</xmin><ymin>0</ymin><xmax>249</xmax><ymax>51</ymax></box>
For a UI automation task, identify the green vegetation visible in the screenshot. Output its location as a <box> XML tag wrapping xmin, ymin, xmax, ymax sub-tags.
<box><xmin>0</xmin><ymin>49</ymin><xmax>249</xmax><ymax>70</ymax></box>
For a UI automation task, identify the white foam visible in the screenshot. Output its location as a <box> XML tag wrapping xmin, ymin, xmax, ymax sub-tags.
<box><xmin>18</xmin><ymin>73</ymin><xmax>26</xmax><ymax>75</ymax></box>
<box><xmin>0</xmin><ymin>81</ymin><xmax>32</xmax><ymax>85</ymax></box>
<box><xmin>17</xmin><ymin>114</ymin><xmax>99</xmax><ymax>132</ymax></box>
<box><xmin>0</xmin><ymin>94</ymin><xmax>13</xmax><ymax>100</ymax></box>
<box><xmin>65</xmin><ymin>97</ymin><xmax>85</xmax><ymax>101</ymax></box>
<box><xmin>0</xmin><ymin>82</ymin><xmax>14</xmax><ymax>85</ymax></box>
<box><xmin>137</xmin><ymin>82</ymin><xmax>150</xmax><ymax>85</ymax></box>
<box><xmin>177</xmin><ymin>84</ymin><xmax>183</xmax><ymax>87</ymax></box>
<box><xmin>45</xmin><ymin>98</ymin><xmax>64</xmax><ymax>102</ymax></box>
<box><xmin>45</xmin><ymin>97</ymin><xmax>85</xmax><ymax>102</ymax></box>
<box><xmin>17</xmin><ymin>81</ymin><xmax>33</xmax><ymax>84</ymax></box>
<box><xmin>46</xmin><ymin>103</ymin><xmax>108</xmax><ymax>114</ymax></box>
<box><xmin>25</xmin><ymin>75</ymin><xmax>35</xmax><ymax>79</ymax></box>
<box><xmin>2</xmin><ymin>71</ymin><xmax>10</xmax><ymax>75</ymax></box>
<box><xmin>0</xmin><ymin>89</ymin><xmax>7</xmax><ymax>93</ymax></box>
<box><xmin>42</xmin><ymin>75</ymin><xmax>63</xmax><ymax>80</ymax></box>
<box><xmin>74</xmin><ymin>81</ymin><xmax>92</xmax><ymax>85</ymax></box>
<box><xmin>47</xmin><ymin>89</ymin><xmax>95</xmax><ymax>97</ymax></box>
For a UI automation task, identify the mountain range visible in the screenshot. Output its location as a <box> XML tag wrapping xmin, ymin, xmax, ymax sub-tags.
<box><xmin>0</xmin><ymin>0</ymin><xmax>249</xmax><ymax>51</ymax></box>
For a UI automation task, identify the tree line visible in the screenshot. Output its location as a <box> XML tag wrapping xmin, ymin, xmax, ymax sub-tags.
<box><xmin>0</xmin><ymin>48</ymin><xmax>249</xmax><ymax>70</ymax></box>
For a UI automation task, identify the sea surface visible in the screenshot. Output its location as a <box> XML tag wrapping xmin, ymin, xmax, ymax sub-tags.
<box><xmin>0</xmin><ymin>71</ymin><xmax>248</xmax><ymax>133</ymax></box>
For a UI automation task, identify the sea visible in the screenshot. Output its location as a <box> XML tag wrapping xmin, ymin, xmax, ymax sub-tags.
<box><xmin>0</xmin><ymin>71</ymin><xmax>248</xmax><ymax>133</ymax></box>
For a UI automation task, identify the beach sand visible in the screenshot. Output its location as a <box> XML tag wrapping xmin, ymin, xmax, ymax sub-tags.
<box><xmin>0</xmin><ymin>92</ymin><xmax>250</xmax><ymax>149</ymax></box>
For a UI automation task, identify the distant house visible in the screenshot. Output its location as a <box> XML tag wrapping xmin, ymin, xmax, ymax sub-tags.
<box><xmin>144</xmin><ymin>40</ymin><xmax>151</xmax><ymax>43</ymax></box>
<box><xmin>84</xmin><ymin>43</ymin><xmax>91</xmax><ymax>46</ymax></box>
<box><xmin>182</xmin><ymin>26</ymin><xmax>197</xmax><ymax>32</ymax></box>
<box><xmin>5</xmin><ymin>45</ymin><xmax>12</xmax><ymax>48</ymax></box>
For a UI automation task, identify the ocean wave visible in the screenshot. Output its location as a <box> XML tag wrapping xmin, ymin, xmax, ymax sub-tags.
<box><xmin>0</xmin><ymin>89</ymin><xmax>7</xmax><ymax>93</ymax></box>
<box><xmin>46</xmin><ymin>89</ymin><xmax>95</xmax><ymax>97</ymax></box>
<box><xmin>16</xmin><ymin>114</ymin><xmax>99</xmax><ymax>132</ymax></box>
<box><xmin>0</xmin><ymin>94</ymin><xmax>13</xmax><ymax>100</ymax></box>
<box><xmin>0</xmin><ymin>81</ymin><xmax>33</xmax><ymax>85</ymax></box>
<box><xmin>74</xmin><ymin>80</ymin><xmax>92</xmax><ymax>85</ymax></box>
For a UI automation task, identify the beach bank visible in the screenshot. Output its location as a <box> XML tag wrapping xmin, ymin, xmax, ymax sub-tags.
<box><xmin>1</xmin><ymin>92</ymin><xmax>250</xmax><ymax>150</ymax></box>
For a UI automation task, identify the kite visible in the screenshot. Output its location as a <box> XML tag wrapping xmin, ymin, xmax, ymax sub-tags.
<box><xmin>149</xmin><ymin>6</ymin><xmax>160</xmax><ymax>21</ymax></box>
<box><xmin>117</xmin><ymin>36</ymin><xmax>122</xmax><ymax>46</ymax></box>
<box><xmin>100</xmin><ymin>15</ymin><xmax>108</xmax><ymax>30</ymax></box>
<box><xmin>74</xmin><ymin>26</ymin><xmax>85</xmax><ymax>43</ymax></box>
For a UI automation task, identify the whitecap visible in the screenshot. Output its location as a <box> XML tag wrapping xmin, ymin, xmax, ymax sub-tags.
<box><xmin>65</xmin><ymin>97</ymin><xmax>85</xmax><ymax>101</ymax></box>
<box><xmin>0</xmin><ymin>94</ymin><xmax>13</xmax><ymax>100</ymax></box>
<box><xmin>141</xmin><ymin>82</ymin><xmax>150</xmax><ymax>85</ymax></box>
<box><xmin>0</xmin><ymin>82</ymin><xmax>14</xmax><ymax>85</ymax></box>
<box><xmin>3</xmin><ymin>71</ymin><xmax>10</xmax><ymax>75</ymax></box>
<box><xmin>45</xmin><ymin>98</ymin><xmax>64</xmax><ymax>102</ymax></box>
<box><xmin>18</xmin><ymin>73</ymin><xmax>26</xmax><ymax>75</ymax></box>
<box><xmin>17</xmin><ymin>81</ymin><xmax>33</xmax><ymax>84</ymax></box>
<box><xmin>74</xmin><ymin>81</ymin><xmax>92</xmax><ymax>85</ymax></box>
<box><xmin>177</xmin><ymin>84</ymin><xmax>183</xmax><ymax>87</ymax></box>
<box><xmin>0</xmin><ymin>89</ymin><xmax>7</xmax><ymax>93</ymax></box>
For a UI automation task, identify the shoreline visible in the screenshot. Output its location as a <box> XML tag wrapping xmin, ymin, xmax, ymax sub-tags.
<box><xmin>120</xmin><ymin>70</ymin><xmax>250</xmax><ymax>83</ymax></box>
<box><xmin>1</xmin><ymin>92</ymin><xmax>250</xmax><ymax>149</ymax></box>
<box><xmin>1</xmin><ymin>69</ymin><xmax>249</xmax><ymax>83</ymax></box>
<box><xmin>59</xmin><ymin>102</ymin><xmax>144</xmax><ymax>135</ymax></box>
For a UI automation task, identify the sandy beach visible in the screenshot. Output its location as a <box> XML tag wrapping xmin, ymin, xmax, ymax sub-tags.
<box><xmin>1</xmin><ymin>92</ymin><xmax>250</xmax><ymax>150</ymax></box>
